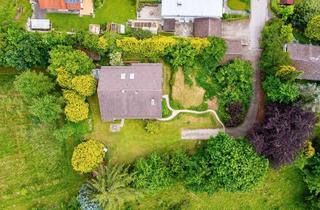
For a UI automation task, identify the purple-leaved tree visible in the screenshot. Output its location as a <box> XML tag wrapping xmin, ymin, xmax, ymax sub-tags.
<box><xmin>248</xmin><ymin>103</ymin><xmax>317</xmax><ymax>167</ymax></box>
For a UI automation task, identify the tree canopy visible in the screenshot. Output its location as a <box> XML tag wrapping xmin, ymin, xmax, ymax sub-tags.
<box><xmin>305</xmin><ymin>15</ymin><xmax>320</xmax><ymax>41</ymax></box>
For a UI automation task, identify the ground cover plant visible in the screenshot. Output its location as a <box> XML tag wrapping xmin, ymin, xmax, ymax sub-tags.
<box><xmin>46</xmin><ymin>0</ymin><xmax>136</xmax><ymax>31</ymax></box>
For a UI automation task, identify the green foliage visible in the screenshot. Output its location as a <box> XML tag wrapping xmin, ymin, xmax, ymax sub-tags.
<box><xmin>65</xmin><ymin>100</ymin><xmax>89</xmax><ymax>123</ymax></box>
<box><xmin>48</xmin><ymin>46</ymin><xmax>95</xmax><ymax>76</ymax></box>
<box><xmin>109</xmin><ymin>51</ymin><xmax>123</xmax><ymax>66</ymax></box>
<box><xmin>94</xmin><ymin>0</ymin><xmax>105</xmax><ymax>9</ymax></box>
<box><xmin>186</xmin><ymin>133</ymin><xmax>269</xmax><ymax>194</ymax></box>
<box><xmin>14</xmin><ymin>71</ymin><xmax>55</xmax><ymax>100</ymax></box>
<box><xmin>162</xmin><ymin>99</ymin><xmax>172</xmax><ymax>118</ymax></box>
<box><xmin>126</xmin><ymin>28</ymin><xmax>153</xmax><ymax>40</ymax></box>
<box><xmin>29</xmin><ymin>95</ymin><xmax>63</xmax><ymax>124</ymax></box>
<box><xmin>133</xmin><ymin>153</ymin><xmax>172</xmax><ymax>191</ymax></box>
<box><xmin>144</xmin><ymin>121</ymin><xmax>160</xmax><ymax>135</ymax></box>
<box><xmin>275</xmin><ymin>65</ymin><xmax>303</xmax><ymax>81</ymax></box>
<box><xmin>0</xmin><ymin>26</ymin><xmax>48</xmax><ymax>70</ymax></box>
<box><xmin>71</xmin><ymin>75</ymin><xmax>97</xmax><ymax>97</ymax></box>
<box><xmin>71</xmin><ymin>139</ymin><xmax>105</xmax><ymax>173</ymax></box>
<box><xmin>87</xmin><ymin>164</ymin><xmax>138</xmax><ymax>209</ymax></box>
<box><xmin>76</xmin><ymin>31</ymin><xmax>107</xmax><ymax>54</ymax></box>
<box><xmin>56</xmin><ymin>68</ymin><xmax>73</xmax><ymax>89</ymax></box>
<box><xmin>301</xmin><ymin>153</ymin><xmax>320</xmax><ymax>209</ymax></box>
<box><xmin>291</xmin><ymin>0</ymin><xmax>320</xmax><ymax>31</ymax></box>
<box><xmin>305</xmin><ymin>15</ymin><xmax>320</xmax><ymax>41</ymax></box>
<box><xmin>212</xmin><ymin>59</ymin><xmax>253</xmax><ymax>122</ymax></box>
<box><xmin>263</xmin><ymin>76</ymin><xmax>300</xmax><ymax>103</ymax></box>
<box><xmin>63</xmin><ymin>90</ymin><xmax>85</xmax><ymax>104</ymax></box>
<box><xmin>164</xmin><ymin>40</ymin><xmax>196</xmax><ymax>70</ymax></box>
<box><xmin>271</xmin><ymin>0</ymin><xmax>294</xmax><ymax>21</ymax></box>
<box><xmin>53</xmin><ymin>120</ymin><xmax>89</xmax><ymax>142</ymax></box>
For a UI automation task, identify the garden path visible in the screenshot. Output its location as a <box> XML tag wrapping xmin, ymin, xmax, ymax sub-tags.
<box><xmin>226</xmin><ymin>0</ymin><xmax>270</xmax><ymax>137</ymax></box>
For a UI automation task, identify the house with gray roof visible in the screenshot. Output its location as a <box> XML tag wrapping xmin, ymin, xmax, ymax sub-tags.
<box><xmin>286</xmin><ymin>43</ymin><xmax>320</xmax><ymax>81</ymax></box>
<box><xmin>97</xmin><ymin>63</ymin><xmax>163</xmax><ymax>122</ymax></box>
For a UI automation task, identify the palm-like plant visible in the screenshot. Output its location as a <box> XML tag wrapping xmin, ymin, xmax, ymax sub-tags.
<box><xmin>87</xmin><ymin>164</ymin><xmax>138</xmax><ymax>210</ymax></box>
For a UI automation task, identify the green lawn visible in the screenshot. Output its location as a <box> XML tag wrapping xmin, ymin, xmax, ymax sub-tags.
<box><xmin>47</xmin><ymin>0</ymin><xmax>136</xmax><ymax>31</ymax></box>
<box><xmin>87</xmin><ymin>95</ymin><xmax>220</xmax><ymax>164</ymax></box>
<box><xmin>0</xmin><ymin>71</ymin><xmax>83</xmax><ymax>209</ymax></box>
<box><xmin>227</xmin><ymin>0</ymin><xmax>250</xmax><ymax>10</ymax></box>
<box><xmin>0</xmin><ymin>0</ymin><xmax>31</xmax><ymax>27</ymax></box>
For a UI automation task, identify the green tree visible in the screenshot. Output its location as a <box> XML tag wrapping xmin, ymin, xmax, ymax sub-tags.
<box><xmin>65</xmin><ymin>101</ymin><xmax>89</xmax><ymax>123</ymax></box>
<box><xmin>263</xmin><ymin>76</ymin><xmax>300</xmax><ymax>103</ymax></box>
<box><xmin>291</xmin><ymin>0</ymin><xmax>320</xmax><ymax>31</ymax></box>
<box><xmin>305</xmin><ymin>15</ymin><xmax>320</xmax><ymax>41</ymax></box>
<box><xmin>56</xmin><ymin>68</ymin><xmax>73</xmax><ymax>89</ymax></box>
<box><xmin>29</xmin><ymin>95</ymin><xmax>63</xmax><ymax>123</ymax></box>
<box><xmin>71</xmin><ymin>75</ymin><xmax>97</xmax><ymax>97</ymax></box>
<box><xmin>48</xmin><ymin>46</ymin><xmax>95</xmax><ymax>76</ymax></box>
<box><xmin>186</xmin><ymin>132</ymin><xmax>268</xmax><ymax>194</ymax></box>
<box><xmin>87</xmin><ymin>164</ymin><xmax>138</xmax><ymax>210</ymax></box>
<box><xmin>14</xmin><ymin>71</ymin><xmax>55</xmax><ymax>100</ymax></box>
<box><xmin>71</xmin><ymin>140</ymin><xmax>105</xmax><ymax>173</ymax></box>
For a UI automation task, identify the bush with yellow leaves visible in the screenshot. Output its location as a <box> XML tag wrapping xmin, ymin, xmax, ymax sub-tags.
<box><xmin>63</xmin><ymin>90</ymin><xmax>85</xmax><ymax>104</ymax></box>
<box><xmin>56</xmin><ymin>68</ymin><xmax>73</xmax><ymax>89</ymax></box>
<box><xmin>71</xmin><ymin>75</ymin><xmax>96</xmax><ymax>97</ymax></box>
<box><xmin>72</xmin><ymin>139</ymin><xmax>105</xmax><ymax>173</ymax></box>
<box><xmin>64</xmin><ymin>100</ymin><xmax>89</xmax><ymax>123</ymax></box>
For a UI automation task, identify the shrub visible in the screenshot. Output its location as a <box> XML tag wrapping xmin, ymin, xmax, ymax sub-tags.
<box><xmin>162</xmin><ymin>99</ymin><xmax>172</xmax><ymax>118</ymax></box>
<box><xmin>186</xmin><ymin>132</ymin><xmax>268</xmax><ymax>193</ymax></box>
<box><xmin>305</xmin><ymin>141</ymin><xmax>316</xmax><ymax>158</ymax></box>
<box><xmin>49</xmin><ymin>46</ymin><xmax>95</xmax><ymax>76</ymax></box>
<box><xmin>248</xmin><ymin>103</ymin><xmax>317</xmax><ymax>167</ymax></box>
<box><xmin>132</xmin><ymin>153</ymin><xmax>172</xmax><ymax>191</ymax></box>
<box><xmin>225</xmin><ymin>102</ymin><xmax>244</xmax><ymax>127</ymax></box>
<box><xmin>65</xmin><ymin>101</ymin><xmax>89</xmax><ymax>123</ymax></box>
<box><xmin>71</xmin><ymin>75</ymin><xmax>97</xmax><ymax>97</ymax></box>
<box><xmin>71</xmin><ymin>140</ymin><xmax>105</xmax><ymax>173</ymax></box>
<box><xmin>63</xmin><ymin>90</ymin><xmax>85</xmax><ymax>104</ymax></box>
<box><xmin>29</xmin><ymin>95</ymin><xmax>63</xmax><ymax>123</ymax></box>
<box><xmin>77</xmin><ymin>184</ymin><xmax>102</xmax><ymax>210</ymax></box>
<box><xmin>275</xmin><ymin>65</ymin><xmax>303</xmax><ymax>81</ymax></box>
<box><xmin>263</xmin><ymin>76</ymin><xmax>300</xmax><ymax>103</ymax></box>
<box><xmin>56</xmin><ymin>68</ymin><xmax>73</xmax><ymax>89</ymax></box>
<box><xmin>299</xmin><ymin>83</ymin><xmax>320</xmax><ymax>112</ymax></box>
<box><xmin>305</xmin><ymin>15</ymin><xmax>320</xmax><ymax>41</ymax></box>
<box><xmin>126</xmin><ymin>28</ymin><xmax>153</xmax><ymax>40</ymax></box>
<box><xmin>290</xmin><ymin>0</ymin><xmax>320</xmax><ymax>31</ymax></box>
<box><xmin>144</xmin><ymin>120</ymin><xmax>160</xmax><ymax>134</ymax></box>
<box><xmin>14</xmin><ymin>71</ymin><xmax>55</xmax><ymax>100</ymax></box>
<box><xmin>109</xmin><ymin>51</ymin><xmax>123</xmax><ymax>66</ymax></box>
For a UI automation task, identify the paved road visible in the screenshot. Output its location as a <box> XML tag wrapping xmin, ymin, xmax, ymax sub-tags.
<box><xmin>226</xmin><ymin>0</ymin><xmax>270</xmax><ymax>137</ymax></box>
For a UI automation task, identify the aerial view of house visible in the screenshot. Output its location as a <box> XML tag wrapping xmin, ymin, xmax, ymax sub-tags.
<box><xmin>1</xmin><ymin>0</ymin><xmax>320</xmax><ymax>209</ymax></box>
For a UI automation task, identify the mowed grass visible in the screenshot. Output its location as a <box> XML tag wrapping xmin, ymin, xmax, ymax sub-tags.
<box><xmin>0</xmin><ymin>72</ymin><xmax>83</xmax><ymax>209</ymax></box>
<box><xmin>87</xmin><ymin>95</ymin><xmax>220</xmax><ymax>164</ymax></box>
<box><xmin>0</xmin><ymin>0</ymin><xmax>31</xmax><ymax>27</ymax></box>
<box><xmin>227</xmin><ymin>0</ymin><xmax>250</xmax><ymax>10</ymax></box>
<box><xmin>172</xmin><ymin>69</ymin><xmax>205</xmax><ymax>108</ymax></box>
<box><xmin>136</xmin><ymin>165</ymin><xmax>306</xmax><ymax>209</ymax></box>
<box><xmin>47</xmin><ymin>0</ymin><xmax>136</xmax><ymax>31</ymax></box>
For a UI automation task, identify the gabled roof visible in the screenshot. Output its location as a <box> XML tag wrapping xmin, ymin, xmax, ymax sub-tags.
<box><xmin>38</xmin><ymin>0</ymin><xmax>81</xmax><ymax>10</ymax></box>
<box><xmin>287</xmin><ymin>43</ymin><xmax>320</xmax><ymax>81</ymax></box>
<box><xmin>97</xmin><ymin>64</ymin><xmax>163</xmax><ymax>121</ymax></box>
<box><xmin>161</xmin><ymin>0</ymin><xmax>223</xmax><ymax>19</ymax></box>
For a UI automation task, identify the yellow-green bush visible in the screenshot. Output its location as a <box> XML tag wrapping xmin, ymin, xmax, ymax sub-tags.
<box><xmin>56</xmin><ymin>68</ymin><xmax>73</xmax><ymax>89</ymax></box>
<box><xmin>63</xmin><ymin>90</ymin><xmax>85</xmax><ymax>104</ymax></box>
<box><xmin>65</xmin><ymin>100</ymin><xmax>89</xmax><ymax>123</ymax></box>
<box><xmin>71</xmin><ymin>139</ymin><xmax>105</xmax><ymax>173</ymax></box>
<box><xmin>71</xmin><ymin>75</ymin><xmax>97</xmax><ymax>97</ymax></box>
<box><xmin>189</xmin><ymin>38</ymin><xmax>210</xmax><ymax>53</ymax></box>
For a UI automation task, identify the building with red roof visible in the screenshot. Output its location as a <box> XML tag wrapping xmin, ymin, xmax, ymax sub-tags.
<box><xmin>280</xmin><ymin>0</ymin><xmax>294</xmax><ymax>5</ymax></box>
<box><xmin>38</xmin><ymin>0</ymin><xmax>81</xmax><ymax>12</ymax></box>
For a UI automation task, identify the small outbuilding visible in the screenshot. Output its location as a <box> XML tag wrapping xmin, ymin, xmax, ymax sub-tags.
<box><xmin>97</xmin><ymin>63</ymin><xmax>163</xmax><ymax>122</ymax></box>
<box><xmin>29</xmin><ymin>19</ymin><xmax>51</xmax><ymax>31</ymax></box>
<box><xmin>280</xmin><ymin>0</ymin><xmax>294</xmax><ymax>5</ymax></box>
<box><xmin>286</xmin><ymin>43</ymin><xmax>320</xmax><ymax>81</ymax></box>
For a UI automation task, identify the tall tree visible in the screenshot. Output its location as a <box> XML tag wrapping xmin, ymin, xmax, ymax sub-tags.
<box><xmin>248</xmin><ymin>103</ymin><xmax>317</xmax><ymax>167</ymax></box>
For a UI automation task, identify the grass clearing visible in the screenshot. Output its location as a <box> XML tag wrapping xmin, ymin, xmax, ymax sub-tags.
<box><xmin>0</xmin><ymin>72</ymin><xmax>83</xmax><ymax>209</ymax></box>
<box><xmin>0</xmin><ymin>0</ymin><xmax>31</xmax><ymax>27</ymax></box>
<box><xmin>47</xmin><ymin>0</ymin><xmax>136</xmax><ymax>31</ymax></box>
<box><xmin>227</xmin><ymin>0</ymin><xmax>250</xmax><ymax>10</ymax></box>
<box><xmin>87</xmin><ymin>95</ymin><xmax>219</xmax><ymax>164</ymax></box>
<box><xmin>172</xmin><ymin>69</ymin><xmax>205</xmax><ymax>108</ymax></box>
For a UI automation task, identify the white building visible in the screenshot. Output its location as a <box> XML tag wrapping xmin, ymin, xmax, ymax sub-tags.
<box><xmin>29</xmin><ymin>19</ymin><xmax>51</xmax><ymax>31</ymax></box>
<box><xmin>161</xmin><ymin>0</ymin><xmax>223</xmax><ymax>21</ymax></box>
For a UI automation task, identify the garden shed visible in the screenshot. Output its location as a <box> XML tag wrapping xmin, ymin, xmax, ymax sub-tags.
<box><xmin>97</xmin><ymin>63</ymin><xmax>163</xmax><ymax>122</ymax></box>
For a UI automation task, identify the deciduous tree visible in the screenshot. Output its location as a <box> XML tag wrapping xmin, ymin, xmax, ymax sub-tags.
<box><xmin>305</xmin><ymin>15</ymin><xmax>320</xmax><ymax>41</ymax></box>
<box><xmin>71</xmin><ymin>75</ymin><xmax>96</xmax><ymax>97</ymax></box>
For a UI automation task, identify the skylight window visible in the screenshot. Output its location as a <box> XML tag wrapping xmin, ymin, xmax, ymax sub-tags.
<box><xmin>121</xmin><ymin>73</ymin><xmax>126</xmax><ymax>79</ymax></box>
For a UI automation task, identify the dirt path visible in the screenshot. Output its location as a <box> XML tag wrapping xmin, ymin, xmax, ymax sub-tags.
<box><xmin>225</xmin><ymin>0</ymin><xmax>270</xmax><ymax>137</ymax></box>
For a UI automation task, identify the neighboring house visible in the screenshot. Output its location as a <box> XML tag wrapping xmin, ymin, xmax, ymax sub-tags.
<box><xmin>286</xmin><ymin>43</ymin><xmax>320</xmax><ymax>81</ymax></box>
<box><xmin>280</xmin><ymin>0</ymin><xmax>294</xmax><ymax>5</ymax></box>
<box><xmin>193</xmin><ymin>18</ymin><xmax>222</xmax><ymax>37</ymax></box>
<box><xmin>28</xmin><ymin>19</ymin><xmax>51</xmax><ymax>31</ymax></box>
<box><xmin>38</xmin><ymin>0</ymin><xmax>93</xmax><ymax>16</ymax></box>
<box><xmin>97</xmin><ymin>64</ymin><xmax>163</xmax><ymax>122</ymax></box>
<box><xmin>161</xmin><ymin>0</ymin><xmax>223</xmax><ymax>21</ymax></box>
